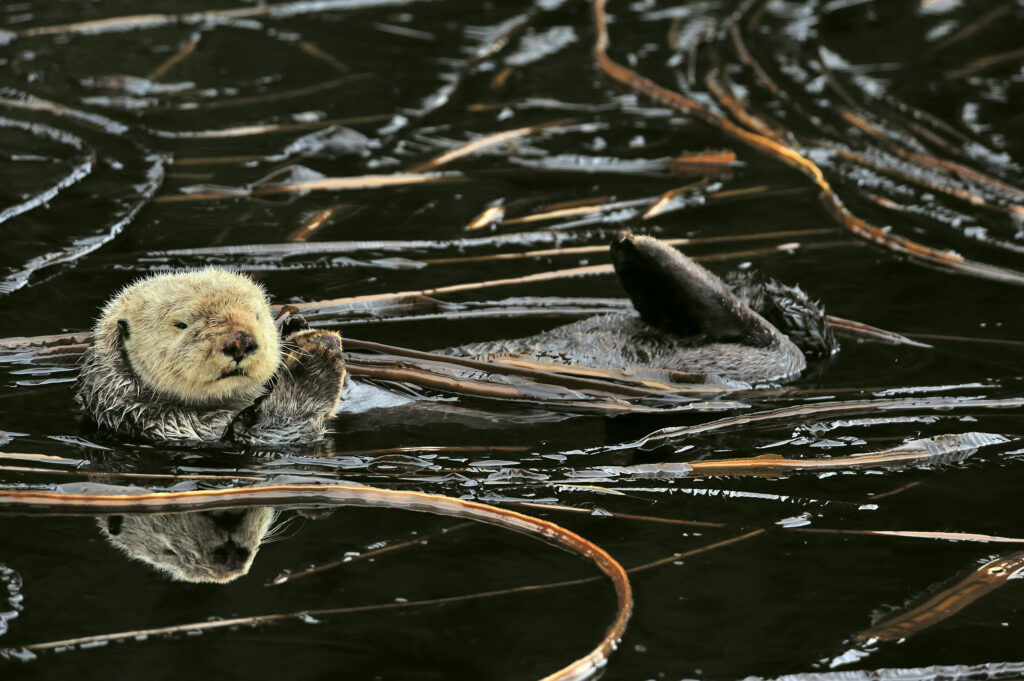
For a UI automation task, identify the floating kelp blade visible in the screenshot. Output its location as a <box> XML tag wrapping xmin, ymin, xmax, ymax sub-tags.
<box><xmin>346</xmin><ymin>357</ymin><xmax>742</xmax><ymax>415</ymax></box>
<box><xmin>465</xmin><ymin>203</ymin><xmax>505</xmax><ymax>231</ymax></box>
<box><xmin>794</xmin><ymin>529</ymin><xmax>1024</xmax><ymax>545</ymax></box>
<box><xmin>854</xmin><ymin>551</ymin><xmax>1024</xmax><ymax>643</ymax></box>
<box><xmin>745</xmin><ymin>661</ymin><xmax>1024</xmax><ymax>681</ymax></box>
<box><xmin>13</xmin><ymin>0</ymin><xmax>442</xmax><ymax>39</ymax></box>
<box><xmin>145</xmin><ymin>227</ymin><xmax>834</xmax><ymax>262</ymax></box>
<box><xmin>175</xmin><ymin>74</ymin><xmax>370</xmax><ymax>112</ymax></box>
<box><xmin>148</xmin><ymin>114</ymin><xmax>392</xmax><ymax>140</ymax></box>
<box><xmin>146</xmin><ymin>34</ymin><xmax>201</xmax><ymax>81</ymax></box>
<box><xmin>156</xmin><ymin>172</ymin><xmax>462</xmax><ymax>202</ymax></box>
<box><xmin>608</xmin><ymin>399</ymin><xmax>1024</xmax><ymax>453</ymax></box>
<box><xmin>0</xmin><ymin>98</ymin><xmax>166</xmax><ymax>295</ymax></box>
<box><xmin>591</xmin><ymin>0</ymin><xmax>1024</xmax><ymax>286</ymax></box>
<box><xmin>0</xmin><ymin>482</ymin><xmax>631</xmax><ymax>681</ymax></box>
<box><xmin>579</xmin><ymin>433</ymin><xmax>1009</xmax><ymax>480</ymax></box>
<box><xmin>344</xmin><ymin>338</ymin><xmax>726</xmax><ymax>398</ymax></box>
<box><xmin>408</xmin><ymin>118</ymin><xmax>578</xmax><ymax>173</ymax></box>
<box><xmin>826</xmin><ymin>316</ymin><xmax>933</xmax><ymax>349</ymax></box>
<box><xmin>271</xmin><ymin>522</ymin><xmax>475</xmax><ymax>586</ymax></box>
<box><xmin>0</xmin><ymin>117</ymin><xmax>94</xmax><ymax>225</ymax></box>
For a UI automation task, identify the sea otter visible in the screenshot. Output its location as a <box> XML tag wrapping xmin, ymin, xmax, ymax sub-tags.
<box><xmin>77</xmin><ymin>236</ymin><xmax>829</xmax><ymax>442</ymax></box>
<box><xmin>442</xmin><ymin>232</ymin><xmax>835</xmax><ymax>383</ymax></box>
<box><xmin>98</xmin><ymin>507</ymin><xmax>276</xmax><ymax>583</ymax></box>
<box><xmin>76</xmin><ymin>269</ymin><xmax>346</xmax><ymax>444</ymax></box>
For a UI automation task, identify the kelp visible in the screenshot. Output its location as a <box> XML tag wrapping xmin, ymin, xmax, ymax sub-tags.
<box><xmin>145</xmin><ymin>33</ymin><xmax>201</xmax><ymax>81</ymax></box>
<box><xmin>1</xmin><ymin>1</ymin><xmax>1023</xmax><ymax>674</ymax></box>
<box><xmin>155</xmin><ymin>171</ymin><xmax>461</xmax><ymax>202</ymax></box>
<box><xmin>10</xmin><ymin>0</ymin><xmax>442</xmax><ymax>39</ymax></box>
<box><xmin>150</xmin><ymin>226</ymin><xmax>834</xmax><ymax>265</ymax></box>
<box><xmin>0</xmin><ymin>481</ymin><xmax>631</xmax><ymax>681</ymax></box>
<box><xmin>408</xmin><ymin>118</ymin><xmax>578</xmax><ymax>173</ymax></box>
<box><xmin>584</xmin><ymin>433</ymin><xmax>1009</xmax><ymax>479</ymax></box>
<box><xmin>0</xmin><ymin>117</ymin><xmax>94</xmax><ymax>225</ymax></box>
<box><xmin>855</xmin><ymin>552</ymin><xmax>1024</xmax><ymax>643</ymax></box>
<box><xmin>148</xmin><ymin>114</ymin><xmax>392</xmax><ymax>140</ymax></box>
<box><xmin>270</xmin><ymin>522</ymin><xmax>475</xmax><ymax>585</ymax></box>
<box><xmin>602</xmin><ymin>398</ymin><xmax>1024</xmax><ymax>453</ymax></box>
<box><xmin>592</xmin><ymin>0</ymin><xmax>1024</xmax><ymax>286</ymax></box>
<box><xmin>344</xmin><ymin>338</ymin><xmax>726</xmax><ymax>398</ymax></box>
<box><xmin>0</xmin><ymin>98</ymin><xmax>166</xmax><ymax>295</ymax></box>
<box><xmin>825</xmin><ymin>316</ymin><xmax>932</xmax><ymax>348</ymax></box>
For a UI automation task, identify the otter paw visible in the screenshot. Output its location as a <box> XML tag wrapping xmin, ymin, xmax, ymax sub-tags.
<box><xmin>277</xmin><ymin>329</ymin><xmax>346</xmax><ymax>416</ymax></box>
<box><xmin>295</xmin><ymin>507</ymin><xmax>336</xmax><ymax>521</ymax></box>
<box><xmin>284</xmin><ymin>329</ymin><xmax>343</xmax><ymax>365</ymax></box>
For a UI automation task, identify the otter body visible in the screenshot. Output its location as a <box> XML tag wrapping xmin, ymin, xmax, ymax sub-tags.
<box><xmin>446</xmin><ymin>311</ymin><xmax>805</xmax><ymax>382</ymax></box>
<box><xmin>76</xmin><ymin>269</ymin><xmax>345</xmax><ymax>445</ymax></box>
<box><xmin>444</xmin><ymin>233</ymin><xmax>834</xmax><ymax>383</ymax></box>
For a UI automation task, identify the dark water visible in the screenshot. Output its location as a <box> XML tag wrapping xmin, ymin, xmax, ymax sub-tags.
<box><xmin>2</xmin><ymin>0</ymin><xmax>1024</xmax><ymax>679</ymax></box>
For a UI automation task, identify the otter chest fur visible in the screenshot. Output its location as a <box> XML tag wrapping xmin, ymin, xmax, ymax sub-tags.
<box><xmin>76</xmin><ymin>269</ymin><xmax>346</xmax><ymax>445</ymax></box>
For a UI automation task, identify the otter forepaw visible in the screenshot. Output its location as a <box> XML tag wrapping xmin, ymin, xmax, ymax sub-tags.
<box><xmin>230</xmin><ymin>329</ymin><xmax>345</xmax><ymax>444</ymax></box>
<box><xmin>287</xmin><ymin>328</ymin><xmax>343</xmax><ymax>354</ymax></box>
<box><xmin>295</xmin><ymin>507</ymin><xmax>336</xmax><ymax>521</ymax></box>
<box><xmin>283</xmin><ymin>329</ymin><xmax>344</xmax><ymax>373</ymax></box>
<box><xmin>278</xmin><ymin>329</ymin><xmax>346</xmax><ymax>417</ymax></box>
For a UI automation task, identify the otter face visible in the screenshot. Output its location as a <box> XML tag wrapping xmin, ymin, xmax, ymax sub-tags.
<box><xmin>99</xmin><ymin>269</ymin><xmax>281</xmax><ymax>405</ymax></box>
<box><xmin>99</xmin><ymin>507</ymin><xmax>277</xmax><ymax>583</ymax></box>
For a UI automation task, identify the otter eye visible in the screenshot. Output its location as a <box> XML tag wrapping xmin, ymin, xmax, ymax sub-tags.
<box><xmin>174</xmin><ymin>322</ymin><xmax>188</xmax><ymax>330</ymax></box>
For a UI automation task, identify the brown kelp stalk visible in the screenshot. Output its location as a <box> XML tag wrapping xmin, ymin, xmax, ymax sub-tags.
<box><xmin>854</xmin><ymin>551</ymin><xmax>1024</xmax><ymax>642</ymax></box>
<box><xmin>591</xmin><ymin>0</ymin><xmax>1024</xmax><ymax>286</ymax></box>
<box><xmin>0</xmin><ymin>483</ymin><xmax>631</xmax><ymax>681</ymax></box>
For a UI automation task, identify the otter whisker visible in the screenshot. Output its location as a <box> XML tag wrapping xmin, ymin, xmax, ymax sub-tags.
<box><xmin>261</xmin><ymin>511</ymin><xmax>298</xmax><ymax>544</ymax></box>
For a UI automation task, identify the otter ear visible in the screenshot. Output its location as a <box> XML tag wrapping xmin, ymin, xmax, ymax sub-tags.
<box><xmin>105</xmin><ymin>515</ymin><xmax>124</xmax><ymax>535</ymax></box>
<box><xmin>117</xmin><ymin>319</ymin><xmax>130</xmax><ymax>341</ymax></box>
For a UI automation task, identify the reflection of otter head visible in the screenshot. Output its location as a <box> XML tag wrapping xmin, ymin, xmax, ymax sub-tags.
<box><xmin>96</xmin><ymin>269</ymin><xmax>281</xmax><ymax>405</ymax></box>
<box><xmin>98</xmin><ymin>507</ymin><xmax>277</xmax><ymax>583</ymax></box>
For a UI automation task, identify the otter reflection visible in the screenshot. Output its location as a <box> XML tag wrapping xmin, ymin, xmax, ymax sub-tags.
<box><xmin>98</xmin><ymin>506</ymin><xmax>277</xmax><ymax>584</ymax></box>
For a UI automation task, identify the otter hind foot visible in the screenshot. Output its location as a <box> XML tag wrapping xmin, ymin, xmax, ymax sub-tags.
<box><xmin>609</xmin><ymin>232</ymin><xmax>778</xmax><ymax>348</ymax></box>
<box><xmin>724</xmin><ymin>271</ymin><xmax>837</xmax><ymax>358</ymax></box>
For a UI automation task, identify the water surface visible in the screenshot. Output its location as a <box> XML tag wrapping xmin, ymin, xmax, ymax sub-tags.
<box><xmin>2</xmin><ymin>0</ymin><xmax>1024</xmax><ymax>679</ymax></box>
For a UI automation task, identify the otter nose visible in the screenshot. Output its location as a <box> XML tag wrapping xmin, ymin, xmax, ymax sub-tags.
<box><xmin>212</xmin><ymin>540</ymin><xmax>250</xmax><ymax>571</ymax></box>
<box><xmin>223</xmin><ymin>330</ymin><xmax>258</xmax><ymax>362</ymax></box>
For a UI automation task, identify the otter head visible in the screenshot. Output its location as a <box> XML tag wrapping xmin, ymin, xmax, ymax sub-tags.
<box><xmin>96</xmin><ymin>269</ymin><xmax>281</xmax><ymax>405</ymax></box>
<box><xmin>99</xmin><ymin>507</ymin><xmax>277</xmax><ymax>583</ymax></box>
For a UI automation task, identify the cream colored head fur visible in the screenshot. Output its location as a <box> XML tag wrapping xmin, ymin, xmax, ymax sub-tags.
<box><xmin>99</xmin><ymin>507</ymin><xmax>277</xmax><ymax>583</ymax></box>
<box><xmin>95</xmin><ymin>269</ymin><xmax>281</xmax><ymax>405</ymax></box>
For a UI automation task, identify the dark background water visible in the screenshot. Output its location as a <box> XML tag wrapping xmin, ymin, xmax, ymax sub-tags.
<box><xmin>1</xmin><ymin>0</ymin><xmax>1024</xmax><ymax>679</ymax></box>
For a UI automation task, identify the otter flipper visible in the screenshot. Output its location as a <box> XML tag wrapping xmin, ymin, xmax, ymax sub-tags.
<box><xmin>609</xmin><ymin>232</ymin><xmax>778</xmax><ymax>347</ymax></box>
